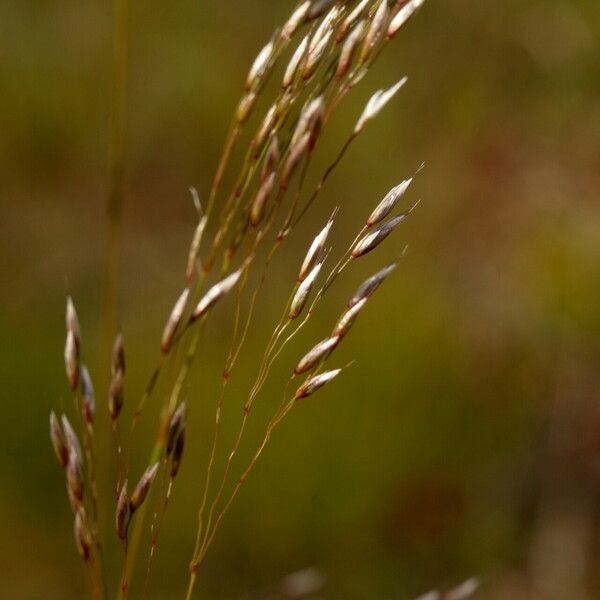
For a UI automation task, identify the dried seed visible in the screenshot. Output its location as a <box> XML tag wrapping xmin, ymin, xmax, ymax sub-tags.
<box><xmin>191</xmin><ymin>266</ymin><xmax>245</xmax><ymax>322</ymax></box>
<box><xmin>236</xmin><ymin>91</ymin><xmax>257</xmax><ymax>124</ymax></box>
<box><xmin>64</xmin><ymin>330</ymin><xmax>79</xmax><ymax>391</ymax></box>
<box><xmin>108</xmin><ymin>368</ymin><xmax>124</xmax><ymax>421</ymax></box>
<box><xmin>50</xmin><ymin>411</ymin><xmax>69</xmax><ymax>468</ymax></box>
<box><xmin>289</xmin><ymin>262</ymin><xmax>322</xmax><ymax>319</ymax></box>
<box><xmin>334</xmin><ymin>297</ymin><xmax>368</xmax><ymax>337</ymax></box>
<box><xmin>167</xmin><ymin>402</ymin><xmax>186</xmax><ymax>456</ymax></box>
<box><xmin>112</xmin><ymin>332</ymin><xmax>125</xmax><ymax>376</ymax></box>
<box><xmin>130</xmin><ymin>462</ymin><xmax>160</xmax><ymax>513</ymax></box>
<box><xmin>67</xmin><ymin>449</ymin><xmax>84</xmax><ymax>502</ymax></box>
<box><xmin>367</xmin><ymin>178</ymin><xmax>412</xmax><ymax>226</ymax></box>
<box><xmin>170</xmin><ymin>427</ymin><xmax>185</xmax><ymax>478</ymax></box>
<box><xmin>250</xmin><ymin>171</ymin><xmax>276</xmax><ymax>227</ymax></box>
<box><xmin>337</xmin><ymin>0</ymin><xmax>369</xmax><ymax>41</ymax></box>
<box><xmin>116</xmin><ymin>479</ymin><xmax>129</xmax><ymax>540</ymax></box>
<box><xmin>337</xmin><ymin>21</ymin><xmax>366</xmax><ymax>79</ymax></box>
<box><xmin>352</xmin><ymin>215</ymin><xmax>406</xmax><ymax>257</ymax></box>
<box><xmin>80</xmin><ymin>364</ymin><xmax>95</xmax><ymax>427</ymax></box>
<box><xmin>348</xmin><ymin>263</ymin><xmax>398</xmax><ymax>307</ymax></box>
<box><xmin>161</xmin><ymin>288</ymin><xmax>190</xmax><ymax>354</ymax></box>
<box><xmin>298</xmin><ymin>218</ymin><xmax>333</xmax><ymax>282</ymax></box>
<box><xmin>294</xmin><ymin>336</ymin><xmax>340</xmax><ymax>374</ymax></box>
<box><xmin>360</xmin><ymin>0</ymin><xmax>389</xmax><ymax>64</ymax></box>
<box><xmin>282</xmin><ymin>1</ymin><xmax>311</xmax><ymax>40</ymax></box>
<box><xmin>246</xmin><ymin>41</ymin><xmax>274</xmax><ymax>91</ymax></box>
<box><xmin>388</xmin><ymin>0</ymin><xmax>425</xmax><ymax>38</ymax></box>
<box><xmin>283</xmin><ymin>34</ymin><xmax>309</xmax><ymax>89</ymax></box>
<box><xmin>355</xmin><ymin>77</ymin><xmax>407</xmax><ymax>133</ymax></box>
<box><xmin>295</xmin><ymin>368</ymin><xmax>342</xmax><ymax>399</ymax></box>
<box><xmin>74</xmin><ymin>508</ymin><xmax>92</xmax><ymax>560</ymax></box>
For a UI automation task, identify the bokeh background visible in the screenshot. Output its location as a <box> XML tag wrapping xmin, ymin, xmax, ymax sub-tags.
<box><xmin>2</xmin><ymin>1</ymin><xmax>600</xmax><ymax>598</ymax></box>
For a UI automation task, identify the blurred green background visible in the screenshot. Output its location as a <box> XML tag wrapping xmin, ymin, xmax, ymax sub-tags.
<box><xmin>2</xmin><ymin>1</ymin><xmax>600</xmax><ymax>598</ymax></box>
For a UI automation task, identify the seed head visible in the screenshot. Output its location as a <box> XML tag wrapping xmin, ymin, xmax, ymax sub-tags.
<box><xmin>282</xmin><ymin>1</ymin><xmax>311</xmax><ymax>40</ymax></box>
<box><xmin>289</xmin><ymin>262</ymin><xmax>322</xmax><ymax>319</ymax></box>
<box><xmin>355</xmin><ymin>77</ymin><xmax>407</xmax><ymax>133</ymax></box>
<box><xmin>108</xmin><ymin>368</ymin><xmax>124</xmax><ymax>421</ymax></box>
<box><xmin>334</xmin><ymin>297</ymin><xmax>368</xmax><ymax>337</ymax></box>
<box><xmin>283</xmin><ymin>34</ymin><xmax>309</xmax><ymax>89</ymax></box>
<box><xmin>130</xmin><ymin>462</ymin><xmax>160</xmax><ymax>513</ymax></box>
<box><xmin>337</xmin><ymin>20</ymin><xmax>366</xmax><ymax>79</ymax></box>
<box><xmin>367</xmin><ymin>179</ymin><xmax>412</xmax><ymax>227</ymax></box>
<box><xmin>80</xmin><ymin>364</ymin><xmax>95</xmax><ymax>427</ymax></box>
<box><xmin>116</xmin><ymin>479</ymin><xmax>129</xmax><ymax>540</ymax></box>
<box><xmin>250</xmin><ymin>172</ymin><xmax>276</xmax><ymax>227</ymax></box>
<box><xmin>161</xmin><ymin>288</ymin><xmax>190</xmax><ymax>354</ymax></box>
<box><xmin>74</xmin><ymin>508</ymin><xmax>92</xmax><ymax>561</ymax></box>
<box><xmin>388</xmin><ymin>0</ymin><xmax>426</xmax><ymax>38</ymax></box>
<box><xmin>298</xmin><ymin>218</ymin><xmax>333</xmax><ymax>282</ymax></box>
<box><xmin>246</xmin><ymin>40</ymin><xmax>274</xmax><ymax>91</ymax></box>
<box><xmin>64</xmin><ymin>330</ymin><xmax>79</xmax><ymax>391</ymax></box>
<box><xmin>295</xmin><ymin>368</ymin><xmax>342</xmax><ymax>399</ymax></box>
<box><xmin>294</xmin><ymin>336</ymin><xmax>339</xmax><ymax>375</ymax></box>
<box><xmin>50</xmin><ymin>411</ymin><xmax>69</xmax><ymax>468</ymax></box>
<box><xmin>191</xmin><ymin>266</ymin><xmax>245</xmax><ymax>322</ymax></box>
<box><xmin>348</xmin><ymin>263</ymin><xmax>398</xmax><ymax>307</ymax></box>
<box><xmin>447</xmin><ymin>578</ymin><xmax>480</xmax><ymax>600</ymax></box>
<box><xmin>352</xmin><ymin>215</ymin><xmax>405</xmax><ymax>258</ymax></box>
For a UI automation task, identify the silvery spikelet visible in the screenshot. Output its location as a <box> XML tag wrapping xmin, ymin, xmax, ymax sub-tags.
<box><xmin>283</xmin><ymin>34</ymin><xmax>309</xmax><ymax>89</ymax></box>
<box><xmin>167</xmin><ymin>402</ymin><xmax>186</xmax><ymax>457</ymax></box>
<box><xmin>388</xmin><ymin>0</ymin><xmax>426</xmax><ymax>39</ymax></box>
<box><xmin>74</xmin><ymin>508</ymin><xmax>92</xmax><ymax>561</ymax></box>
<box><xmin>129</xmin><ymin>462</ymin><xmax>160</xmax><ymax>513</ymax></box>
<box><xmin>67</xmin><ymin>448</ymin><xmax>84</xmax><ymax>502</ymax></box>
<box><xmin>281</xmin><ymin>132</ymin><xmax>311</xmax><ymax>190</ymax></box>
<box><xmin>294</xmin><ymin>336</ymin><xmax>340</xmax><ymax>375</ymax></box>
<box><xmin>298</xmin><ymin>218</ymin><xmax>333</xmax><ymax>282</ymax></box>
<box><xmin>355</xmin><ymin>77</ymin><xmax>407</xmax><ymax>133</ymax></box>
<box><xmin>352</xmin><ymin>214</ymin><xmax>405</xmax><ymax>257</ymax></box>
<box><xmin>291</xmin><ymin>97</ymin><xmax>325</xmax><ymax>152</ymax></box>
<box><xmin>108</xmin><ymin>368</ymin><xmax>124</xmax><ymax>421</ymax></box>
<box><xmin>337</xmin><ymin>20</ymin><xmax>366</xmax><ymax>79</ymax></box>
<box><xmin>348</xmin><ymin>263</ymin><xmax>398</xmax><ymax>307</ymax></box>
<box><xmin>302</xmin><ymin>28</ymin><xmax>333</xmax><ymax>80</ymax></box>
<box><xmin>65</xmin><ymin>296</ymin><xmax>81</xmax><ymax>350</ymax></box>
<box><xmin>360</xmin><ymin>0</ymin><xmax>389</xmax><ymax>64</ymax></box>
<box><xmin>50</xmin><ymin>411</ymin><xmax>69</xmax><ymax>468</ymax></box>
<box><xmin>289</xmin><ymin>262</ymin><xmax>322</xmax><ymax>319</ymax></box>
<box><xmin>80</xmin><ymin>364</ymin><xmax>95</xmax><ymax>427</ymax></box>
<box><xmin>61</xmin><ymin>414</ymin><xmax>82</xmax><ymax>460</ymax></box>
<box><xmin>191</xmin><ymin>266</ymin><xmax>245</xmax><ymax>322</ymax></box>
<box><xmin>186</xmin><ymin>215</ymin><xmax>208</xmax><ymax>282</ymax></box>
<box><xmin>295</xmin><ymin>368</ymin><xmax>342</xmax><ymax>399</ymax></box>
<box><xmin>246</xmin><ymin>40</ymin><xmax>274</xmax><ymax>91</ymax></box>
<box><xmin>334</xmin><ymin>297</ymin><xmax>368</xmax><ymax>338</ymax></box>
<box><xmin>170</xmin><ymin>426</ymin><xmax>186</xmax><ymax>478</ymax></box>
<box><xmin>253</xmin><ymin>104</ymin><xmax>279</xmax><ymax>152</ymax></box>
<box><xmin>250</xmin><ymin>172</ymin><xmax>276</xmax><ymax>227</ymax></box>
<box><xmin>112</xmin><ymin>332</ymin><xmax>126</xmax><ymax>376</ymax></box>
<box><xmin>236</xmin><ymin>91</ymin><xmax>257</xmax><ymax>124</ymax></box>
<box><xmin>367</xmin><ymin>179</ymin><xmax>412</xmax><ymax>227</ymax></box>
<box><xmin>64</xmin><ymin>330</ymin><xmax>79</xmax><ymax>391</ymax></box>
<box><xmin>307</xmin><ymin>0</ymin><xmax>335</xmax><ymax>21</ymax></box>
<box><xmin>282</xmin><ymin>1</ymin><xmax>310</xmax><ymax>40</ymax></box>
<box><xmin>337</xmin><ymin>0</ymin><xmax>369</xmax><ymax>42</ymax></box>
<box><xmin>116</xmin><ymin>479</ymin><xmax>129</xmax><ymax>540</ymax></box>
<box><xmin>309</xmin><ymin>5</ymin><xmax>340</xmax><ymax>54</ymax></box>
<box><xmin>161</xmin><ymin>288</ymin><xmax>190</xmax><ymax>354</ymax></box>
<box><xmin>261</xmin><ymin>135</ymin><xmax>280</xmax><ymax>183</ymax></box>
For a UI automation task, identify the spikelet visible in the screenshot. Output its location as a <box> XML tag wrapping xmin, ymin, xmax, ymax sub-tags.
<box><xmin>116</xmin><ymin>479</ymin><xmax>129</xmax><ymax>540</ymax></box>
<box><xmin>236</xmin><ymin>91</ymin><xmax>257</xmax><ymax>124</ymax></box>
<box><xmin>74</xmin><ymin>508</ymin><xmax>92</xmax><ymax>560</ymax></box>
<box><xmin>294</xmin><ymin>336</ymin><xmax>339</xmax><ymax>375</ymax></box>
<box><xmin>360</xmin><ymin>0</ymin><xmax>389</xmax><ymax>64</ymax></box>
<box><xmin>250</xmin><ymin>171</ymin><xmax>276</xmax><ymax>227</ymax></box>
<box><xmin>351</xmin><ymin>215</ymin><xmax>405</xmax><ymax>257</ymax></box>
<box><xmin>355</xmin><ymin>77</ymin><xmax>407</xmax><ymax>133</ymax></box>
<box><xmin>130</xmin><ymin>462</ymin><xmax>159</xmax><ymax>513</ymax></box>
<box><xmin>307</xmin><ymin>0</ymin><xmax>335</xmax><ymax>21</ymax></box>
<box><xmin>61</xmin><ymin>414</ymin><xmax>82</xmax><ymax>461</ymax></box>
<box><xmin>298</xmin><ymin>217</ymin><xmax>333</xmax><ymax>282</ymax></box>
<box><xmin>280</xmin><ymin>131</ymin><xmax>311</xmax><ymax>190</ymax></box>
<box><xmin>367</xmin><ymin>179</ymin><xmax>412</xmax><ymax>227</ymax></box>
<box><xmin>80</xmin><ymin>364</ymin><xmax>95</xmax><ymax>427</ymax></box>
<box><xmin>108</xmin><ymin>368</ymin><xmax>124</xmax><ymax>421</ymax></box>
<box><xmin>337</xmin><ymin>21</ymin><xmax>366</xmax><ymax>79</ymax></box>
<box><xmin>334</xmin><ymin>297</ymin><xmax>368</xmax><ymax>337</ymax></box>
<box><xmin>388</xmin><ymin>0</ymin><xmax>426</xmax><ymax>39</ymax></box>
<box><xmin>50</xmin><ymin>411</ymin><xmax>69</xmax><ymax>468</ymax></box>
<box><xmin>302</xmin><ymin>28</ymin><xmax>333</xmax><ymax>80</ymax></box>
<box><xmin>295</xmin><ymin>368</ymin><xmax>342</xmax><ymax>399</ymax></box>
<box><xmin>186</xmin><ymin>215</ymin><xmax>208</xmax><ymax>282</ymax></box>
<box><xmin>112</xmin><ymin>332</ymin><xmax>126</xmax><ymax>376</ymax></box>
<box><xmin>191</xmin><ymin>265</ymin><xmax>246</xmax><ymax>322</ymax></box>
<box><xmin>337</xmin><ymin>0</ymin><xmax>369</xmax><ymax>42</ymax></box>
<box><xmin>67</xmin><ymin>448</ymin><xmax>84</xmax><ymax>502</ymax></box>
<box><xmin>167</xmin><ymin>402</ymin><xmax>186</xmax><ymax>457</ymax></box>
<box><xmin>282</xmin><ymin>1</ymin><xmax>311</xmax><ymax>40</ymax></box>
<box><xmin>161</xmin><ymin>288</ymin><xmax>190</xmax><ymax>354</ymax></box>
<box><xmin>245</xmin><ymin>40</ymin><xmax>274</xmax><ymax>91</ymax></box>
<box><xmin>348</xmin><ymin>263</ymin><xmax>398</xmax><ymax>307</ymax></box>
<box><xmin>64</xmin><ymin>330</ymin><xmax>79</xmax><ymax>391</ymax></box>
<box><xmin>283</xmin><ymin>34</ymin><xmax>309</xmax><ymax>89</ymax></box>
<box><xmin>170</xmin><ymin>426</ymin><xmax>186</xmax><ymax>478</ymax></box>
<box><xmin>289</xmin><ymin>262</ymin><xmax>322</xmax><ymax>319</ymax></box>
<box><xmin>261</xmin><ymin>135</ymin><xmax>280</xmax><ymax>182</ymax></box>
<box><xmin>65</xmin><ymin>296</ymin><xmax>81</xmax><ymax>350</ymax></box>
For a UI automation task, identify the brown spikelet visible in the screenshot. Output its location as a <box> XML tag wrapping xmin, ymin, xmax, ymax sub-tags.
<box><xmin>74</xmin><ymin>508</ymin><xmax>92</xmax><ymax>561</ymax></box>
<box><xmin>64</xmin><ymin>330</ymin><xmax>79</xmax><ymax>391</ymax></box>
<box><xmin>334</xmin><ymin>297</ymin><xmax>368</xmax><ymax>338</ymax></box>
<box><xmin>295</xmin><ymin>368</ymin><xmax>342</xmax><ymax>399</ymax></box>
<box><xmin>167</xmin><ymin>402</ymin><xmax>186</xmax><ymax>457</ymax></box>
<box><xmin>80</xmin><ymin>364</ymin><xmax>95</xmax><ymax>427</ymax></box>
<box><xmin>161</xmin><ymin>288</ymin><xmax>190</xmax><ymax>354</ymax></box>
<box><xmin>50</xmin><ymin>411</ymin><xmax>69</xmax><ymax>468</ymax></box>
<box><xmin>61</xmin><ymin>414</ymin><xmax>82</xmax><ymax>461</ymax></box>
<box><xmin>129</xmin><ymin>462</ymin><xmax>160</xmax><ymax>513</ymax></box>
<box><xmin>67</xmin><ymin>449</ymin><xmax>84</xmax><ymax>502</ymax></box>
<box><xmin>170</xmin><ymin>426</ymin><xmax>185</xmax><ymax>478</ymax></box>
<box><xmin>108</xmin><ymin>368</ymin><xmax>124</xmax><ymax>421</ymax></box>
<box><xmin>111</xmin><ymin>332</ymin><xmax>125</xmax><ymax>376</ymax></box>
<box><xmin>261</xmin><ymin>135</ymin><xmax>280</xmax><ymax>183</ymax></box>
<box><xmin>294</xmin><ymin>336</ymin><xmax>339</xmax><ymax>375</ymax></box>
<box><xmin>116</xmin><ymin>479</ymin><xmax>129</xmax><ymax>540</ymax></box>
<box><xmin>348</xmin><ymin>263</ymin><xmax>398</xmax><ymax>307</ymax></box>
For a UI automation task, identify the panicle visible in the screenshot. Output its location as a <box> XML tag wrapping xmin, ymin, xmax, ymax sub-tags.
<box><xmin>116</xmin><ymin>479</ymin><xmax>129</xmax><ymax>539</ymax></box>
<box><xmin>161</xmin><ymin>288</ymin><xmax>190</xmax><ymax>354</ymax></box>
<box><xmin>348</xmin><ymin>263</ymin><xmax>398</xmax><ymax>307</ymax></box>
<box><xmin>367</xmin><ymin>178</ymin><xmax>412</xmax><ymax>226</ymax></box>
<box><xmin>295</xmin><ymin>368</ymin><xmax>342</xmax><ymax>399</ymax></box>
<box><xmin>334</xmin><ymin>297</ymin><xmax>368</xmax><ymax>337</ymax></box>
<box><xmin>388</xmin><ymin>0</ymin><xmax>426</xmax><ymax>38</ymax></box>
<box><xmin>289</xmin><ymin>262</ymin><xmax>322</xmax><ymax>319</ymax></box>
<box><xmin>351</xmin><ymin>214</ymin><xmax>405</xmax><ymax>257</ymax></box>
<box><xmin>355</xmin><ymin>77</ymin><xmax>407</xmax><ymax>133</ymax></box>
<box><xmin>191</xmin><ymin>265</ymin><xmax>246</xmax><ymax>322</ymax></box>
<box><xmin>294</xmin><ymin>336</ymin><xmax>339</xmax><ymax>375</ymax></box>
<box><xmin>130</xmin><ymin>462</ymin><xmax>160</xmax><ymax>513</ymax></box>
<box><xmin>50</xmin><ymin>411</ymin><xmax>69</xmax><ymax>468</ymax></box>
<box><xmin>298</xmin><ymin>217</ymin><xmax>333</xmax><ymax>282</ymax></box>
<box><xmin>80</xmin><ymin>364</ymin><xmax>95</xmax><ymax>427</ymax></box>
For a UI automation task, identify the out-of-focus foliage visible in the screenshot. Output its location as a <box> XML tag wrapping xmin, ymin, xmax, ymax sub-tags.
<box><xmin>1</xmin><ymin>1</ymin><xmax>600</xmax><ymax>599</ymax></box>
